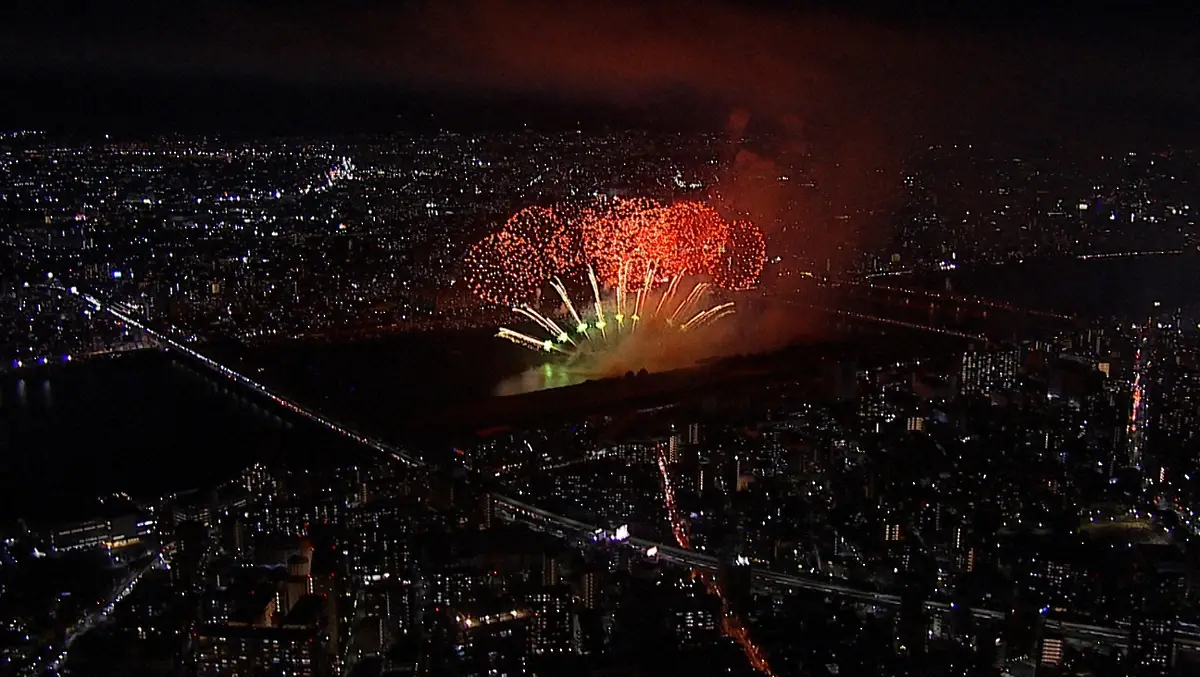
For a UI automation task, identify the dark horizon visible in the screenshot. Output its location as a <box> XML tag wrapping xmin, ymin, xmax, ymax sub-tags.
<box><xmin>2</xmin><ymin>1</ymin><xmax>1197</xmax><ymax>144</ymax></box>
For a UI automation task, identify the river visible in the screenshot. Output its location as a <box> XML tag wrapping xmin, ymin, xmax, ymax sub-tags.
<box><xmin>7</xmin><ymin>252</ymin><xmax>1194</xmax><ymax>522</ymax></box>
<box><xmin>907</xmin><ymin>251</ymin><xmax>1200</xmax><ymax>318</ymax></box>
<box><xmin>0</xmin><ymin>351</ymin><xmax>357</xmax><ymax>523</ymax></box>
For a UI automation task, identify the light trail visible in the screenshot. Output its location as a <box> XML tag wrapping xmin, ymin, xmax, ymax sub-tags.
<box><xmin>682</xmin><ymin>302</ymin><xmax>736</xmax><ymax>332</ymax></box>
<box><xmin>669</xmin><ymin>282</ymin><xmax>710</xmax><ymax>324</ymax></box>
<box><xmin>514</xmin><ymin>305</ymin><xmax>574</xmax><ymax>345</ymax></box>
<box><xmin>1076</xmin><ymin>249</ymin><xmax>1184</xmax><ymax>260</ymax></box>
<box><xmin>653</xmin><ymin>274</ymin><xmax>683</xmax><ymax>318</ymax></box>
<box><xmin>497</xmin><ymin>327</ymin><xmax>566</xmax><ymax>353</ymax></box>
<box><xmin>1126</xmin><ymin>327</ymin><xmax>1151</xmax><ymax>470</ymax></box>
<box><xmin>654</xmin><ymin>445</ymin><xmax>777</xmax><ymax>677</ymax></box>
<box><xmin>550</xmin><ymin>276</ymin><xmax>589</xmax><ymax>337</ymax></box>
<box><xmin>499</xmin><ymin>271</ymin><xmax>734</xmax><ymax>357</ymax></box>
<box><xmin>588</xmin><ymin>265</ymin><xmax>608</xmax><ymax>340</ymax></box>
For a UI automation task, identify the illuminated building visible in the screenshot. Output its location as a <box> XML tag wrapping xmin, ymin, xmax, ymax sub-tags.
<box><xmin>717</xmin><ymin>555</ymin><xmax>754</xmax><ymax>617</ymax></box>
<box><xmin>478</xmin><ymin>493</ymin><xmax>495</xmax><ymax>530</ymax></box>
<box><xmin>1128</xmin><ymin>564</ymin><xmax>1186</xmax><ymax>677</ymax></box>
<box><xmin>1038</xmin><ymin>634</ymin><xmax>1064</xmax><ymax>672</ymax></box>
<box><xmin>425</xmin><ymin>565</ymin><xmax>487</xmax><ymax>608</ymax></box>
<box><xmin>365</xmin><ymin>581</ymin><xmax>416</xmax><ymax>638</ymax></box>
<box><xmin>580</xmin><ymin>569</ymin><xmax>601</xmax><ymax>611</ymax></box>
<box><xmin>49</xmin><ymin>512</ymin><xmax>156</xmax><ymax>552</ymax></box>
<box><xmin>672</xmin><ymin>607</ymin><xmax>717</xmax><ymax>649</ymax></box>
<box><xmin>1027</xmin><ymin>554</ymin><xmax>1079</xmax><ymax>613</ymax></box>
<box><xmin>696</xmin><ymin>460</ymin><xmax>711</xmax><ymax>494</ymax></box>
<box><xmin>959</xmin><ymin>346</ymin><xmax>1019</xmax><ymax>396</ymax></box>
<box><xmin>195</xmin><ymin>624</ymin><xmax>330</xmax><ymax>677</ymax></box>
<box><xmin>528</xmin><ymin>585</ymin><xmax>574</xmax><ymax>655</ymax></box>
<box><xmin>436</xmin><ymin>605</ymin><xmax>531</xmax><ymax>677</ymax></box>
<box><xmin>951</xmin><ymin>527</ymin><xmax>976</xmax><ymax>573</ymax></box>
<box><xmin>541</xmin><ymin>553</ymin><xmax>559</xmax><ymax>587</ymax></box>
<box><xmin>242</xmin><ymin>462</ymin><xmax>275</xmax><ymax>496</ymax></box>
<box><xmin>196</xmin><ymin>594</ymin><xmax>333</xmax><ymax>677</ymax></box>
<box><xmin>614</xmin><ymin>442</ymin><xmax>655</xmax><ymax>465</ymax></box>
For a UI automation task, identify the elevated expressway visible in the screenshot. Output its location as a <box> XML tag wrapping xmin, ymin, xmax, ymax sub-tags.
<box><xmin>86</xmin><ymin>292</ymin><xmax>1192</xmax><ymax>652</ymax></box>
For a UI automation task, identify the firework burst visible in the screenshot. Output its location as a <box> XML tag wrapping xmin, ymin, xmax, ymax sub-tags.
<box><xmin>460</xmin><ymin>206</ymin><xmax>578</xmax><ymax>305</ymax></box>
<box><xmin>462</xmin><ymin>197</ymin><xmax>765</xmax><ymax>306</ymax></box>
<box><xmin>495</xmin><ymin>263</ymin><xmax>736</xmax><ymax>366</ymax></box>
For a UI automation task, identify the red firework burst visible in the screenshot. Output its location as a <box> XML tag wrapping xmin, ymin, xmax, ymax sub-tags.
<box><xmin>462</xmin><ymin>197</ymin><xmax>765</xmax><ymax>305</ymax></box>
<box><xmin>460</xmin><ymin>206</ymin><xmax>573</xmax><ymax>305</ymax></box>
<box><xmin>711</xmin><ymin>219</ymin><xmax>766</xmax><ymax>290</ymax></box>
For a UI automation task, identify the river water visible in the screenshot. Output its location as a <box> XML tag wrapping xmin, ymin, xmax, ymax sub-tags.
<box><xmin>5</xmin><ymin>252</ymin><xmax>1195</xmax><ymax>523</ymax></box>
<box><xmin>909</xmin><ymin>251</ymin><xmax>1200</xmax><ymax>318</ymax></box>
<box><xmin>0</xmin><ymin>351</ymin><xmax>347</xmax><ymax>522</ymax></box>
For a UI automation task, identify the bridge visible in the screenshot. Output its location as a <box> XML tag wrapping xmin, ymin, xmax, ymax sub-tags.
<box><xmin>791</xmin><ymin>279</ymin><xmax>1080</xmax><ymax>345</ymax></box>
<box><xmin>83</xmin><ymin>290</ymin><xmax>1188</xmax><ymax>653</ymax></box>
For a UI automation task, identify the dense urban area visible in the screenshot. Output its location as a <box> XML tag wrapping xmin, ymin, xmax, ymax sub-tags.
<box><xmin>2</xmin><ymin>129</ymin><xmax>1200</xmax><ymax>677</ymax></box>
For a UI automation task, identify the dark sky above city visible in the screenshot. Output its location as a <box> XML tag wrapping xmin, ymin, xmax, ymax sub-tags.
<box><xmin>1</xmin><ymin>0</ymin><xmax>1197</xmax><ymax>144</ymax></box>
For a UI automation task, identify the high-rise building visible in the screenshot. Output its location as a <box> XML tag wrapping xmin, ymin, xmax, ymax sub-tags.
<box><xmin>1127</xmin><ymin>563</ymin><xmax>1186</xmax><ymax>677</ymax></box>
<box><xmin>541</xmin><ymin>553</ymin><xmax>559</xmax><ymax>587</ymax></box>
<box><xmin>717</xmin><ymin>555</ymin><xmax>753</xmax><ymax>617</ymax></box>
<box><xmin>477</xmin><ymin>493</ymin><xmax>494</xmax><ymax>530</ymax></box>
<box><xmin>195</xmin><ymin>625</ymin><xmax>331</xmax><ymax>677</ymax></box>
<box><xmin>529</xmin><ymin>585</ymin><xmax>575</xmax><ymax>655</ymax></box>
<box><xmin>668</xmin><ymin>435</ymin><xmax>683</xmax><ymax>464</ymax></box>
<box><xmin>425</xmin><ymin>565</ymin><xmax>487</xmax><ymax>609</ymax></box>
<box><xmin>959</xmin><ymin>346</ymin><xmax>1020</xmax><ymax>396</ymax></box>
<box><xmin>1037</xmin><ymin>633</ymin><xmax>1064</xmax><ymax>674</ymax></box>
<box><xmin>895</xmin><ymin>551</ymin><xmax>934</xmax><ymax>676</ymax></box>
<box><xmin>696</xmin><ymin>461</ymin><xmax>711</xmax><ymax>494</ymax></box>
<box><xmin>580</xmin><ymin>569</ymin><xmax>601</xmax><ymax>611</ymax></box>
<box><xmin>195</xmin><ymin>595</ymin><xmax>333</xmax><ymax>676</ymax></box>
<box><xmin>672</xmin><ymin>606</ymin><xmax>718</xmax><ymax>649</ymax></box>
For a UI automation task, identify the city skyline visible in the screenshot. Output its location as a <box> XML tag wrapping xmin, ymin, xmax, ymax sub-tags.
<box><xmin>3</xmin><ymin>2</ymin><xmax>1200</xmax><ymax>676</ymax></box>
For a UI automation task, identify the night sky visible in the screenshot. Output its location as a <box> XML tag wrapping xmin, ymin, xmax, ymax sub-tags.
<box><xmin>1</xmin><ymin>0</ymin><xmax>1197</xmax><ymax>142</ymax></box>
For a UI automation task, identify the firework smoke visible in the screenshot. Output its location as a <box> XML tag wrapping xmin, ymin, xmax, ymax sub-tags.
<box><xmin>494</xmin><ymin>272</ymin><xmax>746</xmax><ymax>395</ymax></box>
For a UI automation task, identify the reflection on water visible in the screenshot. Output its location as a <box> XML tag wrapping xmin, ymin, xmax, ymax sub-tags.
<box><xmin>916</xmin><ymin>251</ymin><xmax>1200</xmax><ymax>317</ymax></box>
<box><xmin>494</xmin><ymin>362</ymin><xmax>588</xmax><ymax>396</ymax></box>
<box><xmin>4</xmin><ymin>378</ymin><xmax>56</xmax><ymax>409</ymax></box>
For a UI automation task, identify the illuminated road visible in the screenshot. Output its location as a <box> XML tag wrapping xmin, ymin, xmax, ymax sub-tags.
<box><xmin>653</xmin><ymin>445</ymin><xmax>776</xmax><ymax>676</ymax></box>
<box><xmin>25</xmin><ymin>551</ymin><xmax>168</xmax><ymax>676</ymax></box>
<box><xmin>1127</xmin><ymin>326</ymin><xmax>1151</xmax><ymax>470</ymax></box>
<box><xmin>81</xmin><ymin>289</ymin><xmax>1199</xmax><ymax>655</ymax></box>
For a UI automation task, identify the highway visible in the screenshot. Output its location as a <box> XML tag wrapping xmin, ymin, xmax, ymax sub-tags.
<box><xmin>1126</xmin><ymin>325</ymin><xmax>1151</xmax><ymax>470</ymax></box>
<box><xmin>84</xmin><ymin>290</ymin><xmax>1196</xmax><ymax>654</ymax></box>
<box><xmin>25</xmin><ymin>551</ymin><xmax>168</xmax><ymax>676</ymax></box>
